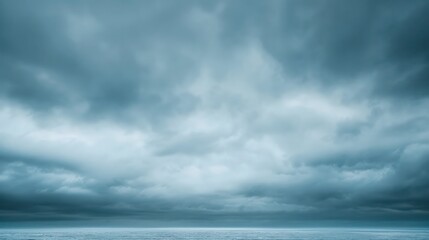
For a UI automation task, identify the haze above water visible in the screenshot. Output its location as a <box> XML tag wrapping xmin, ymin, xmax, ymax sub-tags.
<box><xmin>1</xmin><ymin>228</ymin><xmax>429</xmax><ymax>240</ymax></box>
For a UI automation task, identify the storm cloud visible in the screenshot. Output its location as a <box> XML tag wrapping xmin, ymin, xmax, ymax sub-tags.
<box><xmin>0</xmin><ymin>0</ymin><xmax>429</xmax><ymax>227</ymax></box>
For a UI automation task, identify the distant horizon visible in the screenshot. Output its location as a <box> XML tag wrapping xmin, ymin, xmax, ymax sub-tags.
<box><xmin>2</xmin><ymin>219</ymin><xmax>429</xmax><ymax>229</ymax></box>
<box><xmin>2</xmin><ymin>225</ymin><xmax>429</xmax><ymax>230</ymax></box>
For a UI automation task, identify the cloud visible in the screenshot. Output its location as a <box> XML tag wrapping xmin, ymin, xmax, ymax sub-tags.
<box><xmin>0</xmin><ymin>0</ymin><xmax>428</xmax><ymax>226</ymax></box>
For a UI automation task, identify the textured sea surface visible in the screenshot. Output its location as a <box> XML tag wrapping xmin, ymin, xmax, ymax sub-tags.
<box><xmin>1</xmin><ymin>228</ymin><xmax>428</xmax><ymax>240</ymax></box>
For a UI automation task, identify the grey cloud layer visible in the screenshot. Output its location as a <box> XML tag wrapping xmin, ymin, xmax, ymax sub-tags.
<box><xmin>0</xmin><ymin>0</ymin><xmax>429</xmax><ymax>226</ymax></box>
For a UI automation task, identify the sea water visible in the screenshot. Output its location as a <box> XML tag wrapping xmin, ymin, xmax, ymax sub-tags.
<box><xmin>0</xmin><ymin>228</ymin><xmax>428</xmax><ymax>240</ymax></box>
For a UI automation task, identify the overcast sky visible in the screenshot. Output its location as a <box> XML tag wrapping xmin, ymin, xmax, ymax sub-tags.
<box><xmin>1</xmin><ymin>0</ymin><xmax>429</xmax><ymax>227</ymax></box>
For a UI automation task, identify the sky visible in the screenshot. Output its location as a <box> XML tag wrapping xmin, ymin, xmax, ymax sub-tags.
<box><xmin>0</xmin><ymin>0</ymin><xmax>429</xmax><ymax>227</ymax></box>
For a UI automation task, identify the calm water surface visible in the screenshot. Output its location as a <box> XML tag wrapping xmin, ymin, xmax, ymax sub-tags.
<box><xmin>1</xmin><ymin>228</ymin><xmax>428</xmax><ymax>240</ymax></box>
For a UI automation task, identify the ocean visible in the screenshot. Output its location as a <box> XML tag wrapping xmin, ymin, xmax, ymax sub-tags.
<box><xmin>1</xmin><ymin>228</ymin><xmax>428</xmax><ymax>240</ymax></box>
